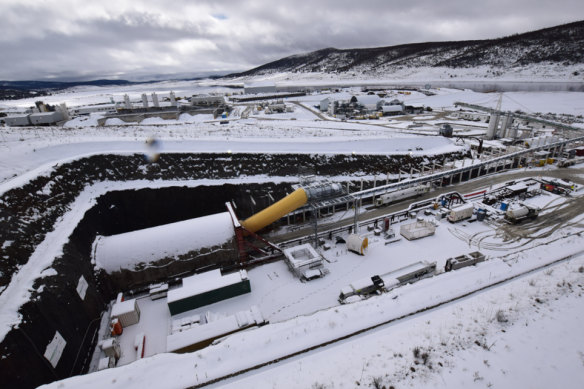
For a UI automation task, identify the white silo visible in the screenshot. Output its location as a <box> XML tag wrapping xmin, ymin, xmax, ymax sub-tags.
<box><xmin>169</xmin><ymin>91</ymin><xmax>177</xmax><ymax>107</ymax></box>
<box><xmin>123</xmin><ymin>94</ymin><xmax>131</xmax><ymax>109</ymax></box>
<box><xmin>58</xmin><ymin>103</ymin><xmax>70</xmax><ymax>121</ymax></box>
<box><xmin>142</xmin><ymin>93</ymin><xmax>149</xmax><ymax>108</ymax></box>
<box><xmin>486</xmin><ymin>113</ymin><xmax>499</xmax><ymax>139</ymax></box>
<box><xmin>151</xmin><ymin>92</ymin><xmax>159</xmax><ymax>107</ymax></box>
<box><xmin>499</xmin><ymin>113</ymin><xmax>511</xmax><ymax>138</ymax></box>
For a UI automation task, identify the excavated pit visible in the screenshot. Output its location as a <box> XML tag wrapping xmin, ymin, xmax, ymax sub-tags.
<box><xmin>0</xmin><ymin>149</ymin><xmax>470</xmax><ymax>388</ymax></box>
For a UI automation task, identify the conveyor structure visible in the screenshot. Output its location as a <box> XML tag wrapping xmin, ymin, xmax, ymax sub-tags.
<box><xmin>240</xmin><ymin>182</ymin><xmax>346</xmax><ymax>233</ymax></box>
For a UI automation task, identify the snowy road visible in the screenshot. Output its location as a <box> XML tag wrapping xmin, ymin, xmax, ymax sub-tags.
<box><xmin>0</xmin><ymin>136</ymin><xmax>461</xmax><ymax>193</ymax></box>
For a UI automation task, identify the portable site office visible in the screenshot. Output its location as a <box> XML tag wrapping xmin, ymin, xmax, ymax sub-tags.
<box><xmin>167</xmin><ymin>269</ymin><xmax>251</xmax><ymax>316</ymax></box>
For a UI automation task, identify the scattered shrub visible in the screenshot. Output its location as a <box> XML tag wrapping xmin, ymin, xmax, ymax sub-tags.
<box><xmin>496</xmin><ymin>310</ymin><xmax>509</xmax><ymax>323</ymax></box>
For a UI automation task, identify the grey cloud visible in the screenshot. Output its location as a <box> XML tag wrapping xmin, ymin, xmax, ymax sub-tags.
<box><xmin>0</xmin><ymin>0</ymin><xmax>582</xmax><ymax>81</ymax></box>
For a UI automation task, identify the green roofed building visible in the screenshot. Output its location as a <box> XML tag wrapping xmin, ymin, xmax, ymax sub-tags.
<box><xmin>167</xmin><ymin>269</ymin><xmax>251</xmax><ymax>315</ymax></box>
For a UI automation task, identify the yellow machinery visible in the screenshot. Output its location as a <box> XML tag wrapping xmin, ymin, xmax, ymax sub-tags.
<box><xmin>240</xmin><ymin>188</ymin><xmax>308</xmax><ymax>233</ymax></box>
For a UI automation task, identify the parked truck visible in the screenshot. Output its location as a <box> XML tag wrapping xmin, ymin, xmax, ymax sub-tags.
<box><xmin>338</xmin><ymin>275</ymin><xmax>384</xmax><ymax>303</ymax></box>
<box><xmin>338</xmin><ymin>261</ymin><xmax>437</xmax><ymax>303</ymax></box>
<box><xmin>447</xmin><ymin>203</ymin><xmax>474</xmax><ymax>223</ymax></box>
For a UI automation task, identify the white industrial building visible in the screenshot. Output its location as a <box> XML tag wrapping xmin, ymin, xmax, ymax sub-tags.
<box><xmin>381</xmin><ymin>99</ymin><xmax>404</xmax><ymax>116</ymax></box>
<box><xmin>190</xmin><ymin>95</ymin><xmax>226</xmax><ymax>106</ymax></box>
<box><xmin>244</xmin><ymin>81</ymin><xmax>276</xmax><ymax>95</ymax></box>
<box><xmin>355</xmin><ymin>95</ymin><xmax>384</xmax><ymax>112</ymax></box>
<box><xmin>3</xmin><ymin>111</ymin><xmax>65</xmax><ymax>126</ymax></box>
<box><xmin>72</xmin><ymin>104</ymin><xmax>118</xmax><ymax>115</ymax></box>
<box><xmin>382</xmin><ymin>105</ymin><xmax>403</xmax><ymax>116</ymax></box>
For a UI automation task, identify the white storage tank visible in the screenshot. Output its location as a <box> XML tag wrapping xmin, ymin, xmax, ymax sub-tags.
<box><xmin>346</xmin><ymin>234</ymin><xmax>368</xmax><ymax>255</ymax></box>
<box><xmin>506</xmin><ymin>206</ymin><xmax>529</xmax><ymax>220</ymax></box>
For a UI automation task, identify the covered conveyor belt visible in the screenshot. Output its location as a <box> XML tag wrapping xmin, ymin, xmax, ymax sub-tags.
<box><xmin>241</xmin><ymin>188</ymin><xmax>308</xmax><ymax>233</ymax></box>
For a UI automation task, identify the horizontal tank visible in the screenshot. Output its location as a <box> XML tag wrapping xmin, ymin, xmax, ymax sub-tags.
<box><xmin>505</xmin><ymin>206</ymin><xmax>530</xmax><ymax>220</ymax></box>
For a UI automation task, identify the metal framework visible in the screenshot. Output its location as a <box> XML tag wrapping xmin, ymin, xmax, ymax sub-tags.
<box><xmin>225</xmin><ymin>202</ymin><xmax>282</xmax><ymax>266</ymax></box>
<box><xmin>350</xmin><ymin>135</ymin><xmax>584</xmax><ymax>201</ymax></box>
<box><xmin>454</xmin><ymin>101</ymin><xmax>583</xmax><ymax>133</ymax></box>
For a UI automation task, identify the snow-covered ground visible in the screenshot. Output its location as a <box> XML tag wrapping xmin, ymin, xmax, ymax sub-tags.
<box><xmin>2</xmin><ymin>84</ymin><xmax>583</xmax><ymax>189</ymax></box>
<box><xmin>225</xmin><ymin>64</ymin><xmax>584</xmax><ymax>87</ymax></box>
<box><xmin>1</xmin><ymin>79</ymin><xmax>584</xmax><ymax>388</ymax></box>
<box><xmin>39</xmin><ymin>203</ymin><xmax>584</xmax><ymax>388</ymax></box>
<box><xmin>213</xmin><ymin>253</ymin><xmax>584</xmax><ymax>389</ymax></box>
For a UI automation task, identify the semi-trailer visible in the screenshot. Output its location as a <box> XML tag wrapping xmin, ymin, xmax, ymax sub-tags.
<box><xmin>447</xmin><ymin>202</ymin><xmax>474</xmax><ymax>222</ymax></box>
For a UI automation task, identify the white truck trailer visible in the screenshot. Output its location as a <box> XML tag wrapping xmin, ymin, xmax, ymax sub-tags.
<box><xmin>447</xmin><ymin>203</ymin><xmax>474</xmax><ymax>222</ymax></box>
<box><xmin>375</xmin><ymin>184</ymin><xmax>431</xmax><ymax>207</ymax></box>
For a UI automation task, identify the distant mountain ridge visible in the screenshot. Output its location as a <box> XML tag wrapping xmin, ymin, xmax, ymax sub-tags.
<box><xmin>0</xmin><ymin>79</ymin><xmax>134</xmax><ymax>91</ymax></box>
<box><xmin>228</xmin><ymin>20</ymin><xmax>584</xmax><ymax>78</ymax></box>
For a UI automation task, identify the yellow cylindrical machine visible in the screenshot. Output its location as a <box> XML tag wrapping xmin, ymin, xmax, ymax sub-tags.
<box><xmin>241</xmin><ymin>188</ymin><xmax>308</xmax><ymax>233</ymax></box>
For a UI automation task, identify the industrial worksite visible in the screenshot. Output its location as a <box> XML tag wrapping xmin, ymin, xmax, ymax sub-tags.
<box><xmin>1</xmin><ymin>78</ymin><xmax>584</xmax><ymax>389</ymax></box>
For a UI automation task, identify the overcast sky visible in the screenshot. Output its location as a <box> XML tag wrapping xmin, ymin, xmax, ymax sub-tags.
<box><xmin>1</xmin><ymin>0</ymin><xmax>582</xmax><ymax>81</ymax></box>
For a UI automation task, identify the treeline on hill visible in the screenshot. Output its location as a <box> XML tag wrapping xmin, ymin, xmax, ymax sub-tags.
<box><xmin>0</xmin><ymin>79</ymin><xmax>133</xmax><ymax>101</ymax></box>
<box><xmin>228</xmin><ymin>20</ymin><xmax>584</xmax><ymax>76</ymax></box>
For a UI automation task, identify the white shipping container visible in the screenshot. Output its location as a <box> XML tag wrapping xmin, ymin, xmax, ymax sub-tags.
<box><xmin>447</xmin><ymin>203</ymin><xmax>474</xmax><ymax>222</ymax></box>
<box><xmin>111</xmin><ymin>298</ymin><xmax>140</xmax><ymax>327</ymax></box>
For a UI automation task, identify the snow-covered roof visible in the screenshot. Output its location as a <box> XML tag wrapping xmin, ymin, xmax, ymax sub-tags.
<box><xmin>166</xmin><ymin>306</ymin><xmax>264</xmax><ymax>353</ymax></box>
<box><xmin>356</xmin><ymin>95</ymin><xmax>382</xmax><ymax>105</ymax></box>
<box><xmin>451</xmin><ymin>202</ymin><xmax>475</xmax><ymax>211</ymax></box>
<box><xmin>111</xmin><ymin>298</ymin><xmax>138</xmax><ymax>317</ymax></box>
<box><xmin>167</xmin><ymin>270</ymin><xmax>248</xmax><ymax>303</ymax></box>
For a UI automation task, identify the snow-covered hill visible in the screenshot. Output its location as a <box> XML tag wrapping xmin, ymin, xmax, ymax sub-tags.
<box><xmin>228</xmin><ymin>20</ymin><xmax>584</xmax><ymax>81</ymax></box>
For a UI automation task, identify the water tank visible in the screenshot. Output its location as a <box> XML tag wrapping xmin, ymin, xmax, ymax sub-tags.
<box><xmin>506</xmin><ymin>206</ymin><xmax>529</xmax><ymax>220</ymax></box>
